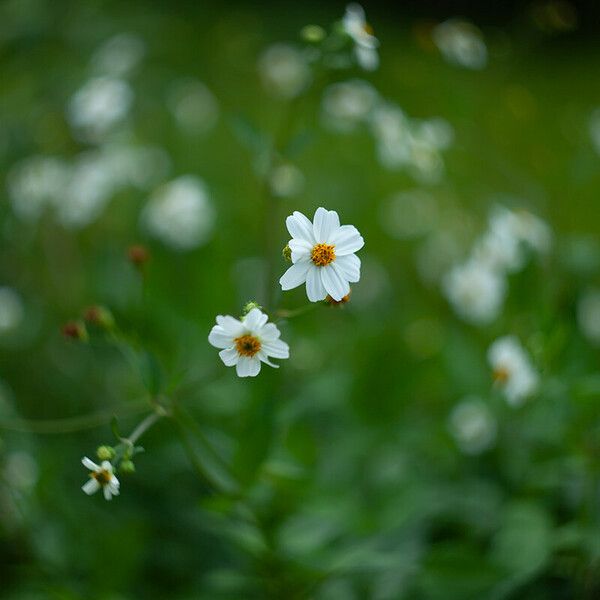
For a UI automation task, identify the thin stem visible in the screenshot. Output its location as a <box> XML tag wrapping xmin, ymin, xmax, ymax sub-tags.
<box><xmin>275</xmin><ymin>303</ymin><xmax>320</xmax><ymax>320</ymax></box>
<box><xmin>127</xmin><ymin>411</ymin><xmax>163</xmax><ymax>445</ymax></box>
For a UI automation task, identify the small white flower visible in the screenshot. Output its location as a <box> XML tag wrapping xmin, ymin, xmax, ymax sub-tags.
<box><xmin>488</xmin><ymin>336</ymin><xmax>539</xmax><ymax>406</ymax></box>
<box><xmin>81</xmin><ymin>457</ymin><xmax>120</xmax><ymax>500</ymax></box>
<box><xmin>91</xmin><ymin>33</ymin><xmax>146</xmax><ymax>77</ymax></box>
<box><xmin>321</xmin><ymin>79</ymin><xmax>378</xmax><ymax>133</ymax></box>
<box><xmin>449</xmin><ymin>397</ymin><xmax>496</xmax><ymax>455</ymax></box>
<box><xmin>342</xmin><ymin>4</ymin><xmax>379</xmax><ymax>71</ymax></box>
<box><xmin>279</xmin><ymin>207</ymin><xmax>364</xmax><ymax>302</ymax></box>
<box><xmin>443</xmin><ymin>258</ymin><xmax>506</xmax><ymax>325</ymax></box>
<box><xmin>432</xmin><ymin>19</ymin><xmax>487</xmax><ymax>70</ymax></box>
<box><xmin>258</xmin><ymin>44</ymin><xmax>311</xmax><ymax>99</ymax></box>
<box><xmin>67</xmin><ymin>77</ymin><xmax>133</xmax><ymax>142</ymax></box>
<box><xmin>141</xmin><ymin>176</ymin><xmax>215</xmax><ymax>251</ymax></box>
<box><xmin>208</xmin><ymin>308</ymin><xmax>289</xmax><ymax>378</ymax></box>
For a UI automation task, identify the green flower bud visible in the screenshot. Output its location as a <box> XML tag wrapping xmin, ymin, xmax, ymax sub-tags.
<box><xmin>242</xmin><ymin>301</ymin><xmax>262</xmax><ymax>316</ymax></box>
<box><xmin>282</xmin><ymin>244</ymin><xmax>292</xmax><ymax>262</ymax></box>
<box><xmin>84</xmin><ymin>305</ymin><xmax>115</xmax><ymax>330</ymax></box>
<box><xmin>301</xmin><ymin>24</ymin><xmax>326</xmax><ymax>43</ymax></box>
<box><xmin>96</xmin><ymin>445</ymin><xmax>116</xmax><ymax>461</ymax></box>
<box><xmin>62</xmin><ymin>320</ymin><xmax>88</xmax><ymax>342</ymax></box>
<box><xmin>120</xmin><ymin>459</ymin><xmax>135</xmax><ymax>474</ymax></box>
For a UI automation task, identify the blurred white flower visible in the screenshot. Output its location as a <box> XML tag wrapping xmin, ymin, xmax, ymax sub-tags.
<box><xmin>590</xmin><ymin>108</ymin><xmax>600</xmax><ymax>156</ymax></box>
<box><xmin>449</xmin><ymin>397</ymin><xmax>497</xmax><ymax>455</ymax></box>
<box><xmin>577</xmin><ymin>289</ymin><xmax>600</xmax><ymax>345</ymax></box>
<box><xmin>413</xmin><ymin>118</ymin><xmax>455</xmax><ymax>151</ymax></box>
<box><xmin>321</xmin><ymin>79</ymin><xmax>378</xmax><ymax>132</ymax></box>
<box><xmin>370</xmin><ymin>103</ymin><xmax>413</xmax><ymax>168</ymax></box>
<box><xmin>258</xmin><ymin>44</ymin><xmax>311</xmax><ymax>99</ymax></box>
<box><xmin>67</xmin><ymin>77</ymin><xmax>133</xmax><ymax>142</ymax></box>
<box><xmin>141</xmin><ymin>176</ymin><xmax>215</xmax><ymax>251</ymax></box>
<box><xmin>342</xmin><ymin>3</ymin><xmax>379</xmax><ymax>71</ymax></box>
<box><xmin>443</xmin><ymin>258</ymin><xmax>506</xmax><ymax>325</ymax></box>
<box><xmin>91</xmin><ymin>33</ymin><xmax>145</xmax><ymax>77</ymax></box>
<box><xmin>408</xmin><ymin>138</ymin><xmax>445</xmax><ymax>184</ymax></box>
<box><xmin>269</xmin><ymin>163</ymin><xmax>305</xmax><ymax>198</ymax></box>
<box><xmin>488</xmin><ymin>336</ymin><xmax>539</xmax><ymax>406</ymax></box>
<box><xmin>5</xmin><ymin>451</ymin><xmax>38</xmax><ymax>491</ymax></box>
<box><xmin>7</xmin><ymin>155</ymin><xmax>71</xmax><ymax>221</ymax></box>
<box><xmin>81</xmin><ymin>457</ymin><xmax>120</xmax><ymax>500</ymax></box>
<box><xmin>432</xmin><ymin>19</ymin><xmax>487</xmax><ymax>70</ymax></box>
<box><xmin>280</xmin><ymin>207</ymin><xmax>364</xmax><ymax>302</ymax></box>
<box><xmin>102</xmin><ymin>143</ymin><xmax>171</xmax><ymax>191</ymax></box>
<box><xmin>473</xmin><ymin>205</ymin><xmax>552</xmax><ymax>273</ymax></box>
<box><xmin>208</xmin><ymin>308</ymin><xmax>289</xmax><ymax>377</ymax></box>
<box><xmin>0</xmin><ymin>287</ymin><xmax>24</xmax><ymax>334</ymax></box>
<box><xmin>167</xmin><ymin>78</ymin><xmax>219</xmax><ymax>135</ymax></box>
<box><xmin>380</xmin><ymin>189</ymin><xmax>438</xmax><ymax>240</ymax></box>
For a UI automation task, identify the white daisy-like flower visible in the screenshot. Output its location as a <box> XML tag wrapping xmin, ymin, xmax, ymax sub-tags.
<box><xmin>432</xmin><ymin>19</ymin><xmax>487</xmax><ymax>70</ymax></box>
<box><xmin>279</xmin><ymin>207</ymin><xmax>364</xmax><ymax>302</ymax></box>
<box><xmin>208</xmin><ymin>308</ymin><xmax>289</xmax><ymax>378</ymax></box>
<box><xmin>448</xmin><ymin>397</ymin><xmax>497</xmax><ymax>455</ymax></box>
<box><xmin>342</xmin><ymin>4</ymin><xmax>379</xmax><ymax>71</ymax></box>
<box><xmin>442</xmin><ymin>258</ymin><xmax>506</xmax><ymax>325</ymax></box>
<box><xmin>81</xmin><ymin>457</ymin><xmax>120</xmax><ymax>500</ymax></box>
<box><xmin>488</xmin><ymin>336</ymin><xmax>539</xmax><ymax>406</ymax></box>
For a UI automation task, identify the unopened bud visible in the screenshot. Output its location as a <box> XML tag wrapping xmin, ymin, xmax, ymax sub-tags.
<box><xmin>96</xmin><ymin>445</ymin><xmax>116</xmax><ymax>461</ymax></box>
<box><xmin>282</xmin><ymin>244</ymin><xmax>292</xmax><ymax>262</ymax></box>
<box><xmin>127</xmin><ymin>245</ymin><xmax>150</xmax><ymax>268</ymax></box>
<box><xmin>84</xmin><ymin>305</ymin><xmax>115</xmax><ymax>330</ymax></box>
<box><xmin>120</xmin><ymin>459</ymin><xmax>135</xmax><ymax>474</ymax></box>
<box><xmin>62</xmin><ymin>320</ymin><xmax>88</xmax><ymax>341</ymax></box>
<box><xmin>324</xmin><ymin>291</ymin><xmax>351</xmax><ymax>307</ymax></box>
<box><xmin>301</xmin><ymin>24</ymin><xmax>326</xmax><ymax>43</ymax></box>
<box><xmin>242</xmin><ymin>301</ymin><xmax>262</xmax><ymax>316</ymax></box>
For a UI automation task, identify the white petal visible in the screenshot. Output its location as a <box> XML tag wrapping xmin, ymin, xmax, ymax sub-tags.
<box><xmin>82</xmin><ymin>457</ymin><xmax>99</xmax><ymax>471</ymax></box>
<box><xmin>306</xmin><ymin>267</ymin><xmax>327</xmax><ymax>302</ymax></box>
<box><xmin>258</xmin><ymin>351</ymin><xmax>279</xmax><ymax>368</ymax></box>
<box><xmin>321</xmin><ymin>264</ymin><xmax>350</xmax><ymax>301</ymax></box>
<box><xmin>258</xmin><ymin>322</ymin><xmax>281</xmax><ymax>341</ymax></box>
<box><xmin>82</xmin><ymin>478</ymin><xmax>100</xmax><ymax>495</ymax></box>
<box><xmin>108</xmin><ymin>480</ymin><xmax>120</xmax><ymax>495</ymax></box>
<box><xmin>330</xmin><ymin>225</ymin><xmax>364</xmax><ymax>255</ymax></box>
<box><xmin>103</xmin><ymin>486</ymin><xmax>113</xmax><ymax>500</ymax></box>
<box><xmin>280</xmin><ymin>260</ymin><xmax>311</xmax><ymax>291</ymax></box>
<box><xmin>286</xmin><ymin>211</ymin><xmax>315</xmax><ymax>243</ymax></box>
<box><xmin>289</xmin><ymin>238</ymin><xmax>312</xmax><ymax>262</ymax></box>
<box><xmin>262</xmin><ymin>339</ymin><xmax>290</xmax><ymax>359</ymax></box>
<box><xmin>313</xmin><ymin>207</ymin><xmax>340</xmax><ymax>243</ymax></box>
<box><xmin>215</xmin><ymin>315</ymin><xmax>245</xmax><ymax>337</ymax></box>
<box><xmin>219</xmin><ymin>347</ymin><xmax>239</xmax><ymax>366</ymax></box>
<box><xmin>208</xmin><ymin>325</ymin><xmax>234</xmax><ymax>349</ymax></box>
<box><xmin>335</xmin><ymin>254</ymin><xmax>361</xmax><ymax>283</ymax></box>
<box><xmin>243</xmin><ymin>308</ymin><xmax>268</xmax><ymax>332</ymax></box>
<box><xmin>236</xmin><ymin>356</ymin><xmax>261</xmax><ymax>377</ymax></box>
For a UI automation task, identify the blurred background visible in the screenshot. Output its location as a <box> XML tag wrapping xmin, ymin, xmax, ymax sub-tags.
<box><xmin>1</xmin><ymin>0</ymin><xmax>600</xmax><ymax>598</ymax></box>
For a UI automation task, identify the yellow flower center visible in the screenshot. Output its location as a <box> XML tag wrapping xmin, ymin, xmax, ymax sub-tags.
<box><xmin>235</xmin><ymin>334</ymin><xmax>261</xmax><ymax>357</ymax></box>
<box><xmin>363</xmin><ymin>22</ymin><xmax>374</xmax><ymax>35</ymax></box>
<box><xmin>311</xmin><ymin>243</ymin><xmax>336</xmax><ymax>267</ymax></box>
<box><xmin>493</xmin><ymin>366</ymin><xmax>509</xmax><ymax>384</ymax></box>
<box><xmin>91</xmin><ymin>469</ymin><xmax>111</xmax><ymax>486</ymax></box>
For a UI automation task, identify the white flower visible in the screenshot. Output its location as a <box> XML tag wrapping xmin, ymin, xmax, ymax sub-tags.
<box><xmin>342</xmin><ymin>4</ymin><xmax>379</xmax><ymax>71</ymax></box>
<box><xmin>91</xmin><ymin>33</ymin><xmax>146</xmax><ymax>77</ymax></box>
<box><xmin>81</xmin><ymin>457</ymin><xmax>120</xmax><ymax>500</ymax></box>
<box><xmin>449</xmin><ymin>397</ymin><xmax>496</xmax><ymax>455</ymax></box>
<box><xmin>321</xmin><ymin>79</ymin><xmax>378</xmax><ymax>133</ymax></box>
<box><xmin>279</xmin><ymin>207</ymin><xmax>364</xmax><ymax>302</ymax></box>
<box><xmin>488</xmin><ymin>336</ymin><xmax>539</xmax><ymax>406</ymax></box>
<box><xmin>432</xmin><ymin>19</ymin><xmax>487</xmax><ymax>70</ymax></box>
<box><xmin>67</xmin><ymin>77</ymin><xmax>133</xmax><ymax>142</ymax></box>
<box><xmin>167</xmin><ymin>78</ymin><xmax>219</xmax><ymax>135</ymax></box>
<box><xmin>0</xmin><ymin>287</ymin><xmax>24</xmax><ymax>334</ymax></box>
<box><xmin>269</xmin><ymin>163</ymin><xmax>305</xmax><ymax>198</ymax></box>
<box><xmin>443</xmin><ymin>258</ymin><xmax>506</xmax><ymax>325</ymax></box>
<box><xmin>577</xmin><ymin>289</ymin><xmax>600</xmax><ymax>345</ymax></box>
<box><xmin>258</xmin><ymin>44</ymin><xmax>311</xmax><ymax>99</ymax></box>
<box><xmin>208</xmin><ymin>308</ymin><xmax>289</xmax><ymax>378</ymax></box>
<box><xmin>141</xmin><ymin>176</ymin><xmax>215</xmax><ymax>251</ymax></box>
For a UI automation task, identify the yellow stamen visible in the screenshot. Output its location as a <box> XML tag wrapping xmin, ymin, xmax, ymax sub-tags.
<box><xmin>363</xmin><ymin>23</ymin><xmax>374</xmax><ymax>35</ymax></box>
<box><xmin>493</xmin><ymin>367</ymin><xmax>509</xmax><ymax>384</ymax></box>
<box><xmin>311</xmin><ymin>243</ymin><xmax>336</xmax><ymax>267</ymax></box>
<box><xmin>91</xmin><ymin>469</ymin><xmax>111</xmax><ymax>486</ymax></box>
<box><xmin>235</xmin><ymin>334</ymin><xmax>261</xmax><ymax>357</ymax></box>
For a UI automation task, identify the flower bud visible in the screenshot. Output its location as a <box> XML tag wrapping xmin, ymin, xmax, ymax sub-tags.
<box><xmin>324</xmin><ymin>291</ymin><xmax>351</xmax><ymax>307</ymax></box>
<box><xmin>62</xmin><ymin>320</ymin><xmax>88</xmax><ymax>342</ymax></box>
<box><xmin>127</xmin><ymin>244</ymin><xmax>150</xmax><ymax>268</ymax></box>
<box><xmin>242</xmin><ymin>301</ymin><xmax>262</xmax><ymax>316</ymax></box>
<box><xmin>84</xmin><ymin>305</ymin><xmax>115</xmax><ymax>330</ymax></box>
<box><xmin>282</xmin><ymin>244</ymin><xmax>292</xmax><ymax>262</ymax></box>
<box><xmin>96</xmin><ymin>445</ymin><xmax>116</xmax><ymax>461</ymax></box>
<box><xmin>301</xmin><ymin>24</ymin><xmax>326</xmax><ymax>43</ymax></box>
<box><xmin>120</xmin><ymin>459</ymin><xmax>135</xmax><ymax>474</ymax></box>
